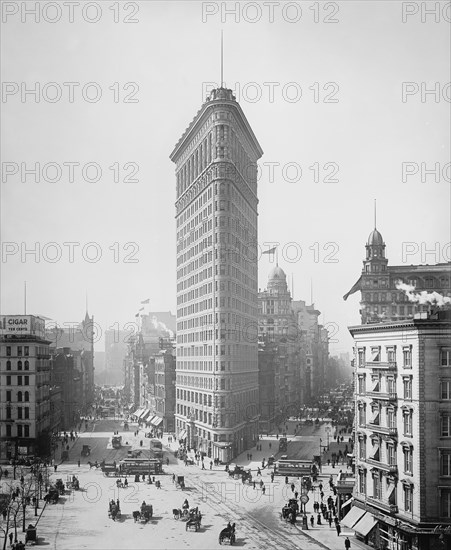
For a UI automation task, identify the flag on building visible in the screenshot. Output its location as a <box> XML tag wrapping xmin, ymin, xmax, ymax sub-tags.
<box><xmin>262</xmin><ymin>246</ymin><xmax>277</xmax><ymax>255</ymax></box>
<box><xmin>343</xmin><ymin>276</ymin><xmax>362</xmax><ymax>301</ymax></box>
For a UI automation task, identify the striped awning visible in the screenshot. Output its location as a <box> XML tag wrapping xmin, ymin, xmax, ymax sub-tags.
<box><xmin>178</xmin><ymin>430</ymin><xmax>187</xmax><ymax>440</ymax></box>
<box><xmin>341</xmin><ymin>506</ymin><xmax>365</xmax><ymax>528</ymax></box>
<box><xmin>353</xmin><ymin>512</ymin><xmax>377</xmax><ymax>536</ymax></box>
<box><xmin>133</xmin><ymin>408</ymin><xmax>144</xmax><ymax>418</ymax></box>
<box><xmin>153</xmin><ymin>416</ymin><xmax>163</xmax><ymax>426</ymax></box>
<box><xmin>141</xmin><ymin>410</ymin><xmax>152</xmax><ymax>421</ymax></box>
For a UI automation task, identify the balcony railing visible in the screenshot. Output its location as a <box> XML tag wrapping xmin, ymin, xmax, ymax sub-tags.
<box><xmin>366</xmin><ymin>391</ymin><xmax>398</xmax><ymax>400</ymax></box>
<box><xmin>366</xmin><ymin>361</ymin><xmax>397</xmax><ymax>370</ymax></box>
<box><xmin>366</xmin><ymin>424</ymin><xmax>398</xmax><ymax>437</ymax></box>
<box><xmin>366</xmin><ymin>458</ymin><xmax>398</xmax><ymax>474</ymax></box>
<box><xmin>367</xmin><ymin>496</ymin><xmax>398</xmax><ymax>514</ymax></box>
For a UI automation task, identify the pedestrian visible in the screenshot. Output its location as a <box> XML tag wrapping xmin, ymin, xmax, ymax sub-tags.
<box><xmin>262</xmin><ymin>485</ymin><xmax>266</xmax><ymax>495</ymax></box>
<box><xmin>9</xmin><ymin>532</ymin><xmax>13</xmax><ymax>545</ymax></box>
<box><xmin>270</xmin><ymin>472</ymin><xmax>274</xmax><ymax>482</ymax></box>
<box><xmin>294</xmin><ymin>491</ymin><xmax>298</xmax><ymax>499</ymax></box>
<box><xmin>344</xmin><ymin>536</ymin><xmax>351</xmax><ymax>549</ymax></box>
<box><xmin>319</xmin><ymin>482</ymin><xmax>323</xmax><ymax>491</ymax></box>
<box><xmin>77</xmin><ymin>459</ymin><xmax>80</xmax><ymax>467</ymax></box>
<box><xmin>310</xmin><ymin>515</ymin><xmax>314</xmax><ymax>527</ymax></box>
<box><xmin>329</xmin><ymin>515</ymin><xmax>333</xmax><ymax>528</ymax></box>
<box><xmin>320</xmin><ymin>491</ymin><xmax>324</xmax><ymax>500</ymax></box>
<box><xmin>317</xmin><ymin>513</ymin><xmax>322</xmax><ymax>525</ymax></box>
<box><xmin>210</xmin><ymin>460</ymin><xmax>213</xmax><ymax>470</ymax></box>
<box><xmin>336</xmin><ymin>523</ymin><xmax>342</xmax><ymax>536</ymax></box>
<box><xmin>259</xmin><ymin>480</ymin><xmax>263</xmax><ymax>489</ymax></box>
<box><xmin>54</xmin><ymin>464</ymin><xmax>57</xmax><ymax>472</ymax></box>
<box><xmin>202</xmin><ymin>462</ymin><xmax>205</xmax><ymax>470</ymax></box>
<box><xmin>291</xmin><ymin>483</ymin><xmax>295</xmax><ymax>492</ymax></box>
<box><xmin>253</xmin><ymin>480</ymin><xmax>256</xmax><ymax>489</ymax></box>
<box><xmin>269</xmin><ymin>442</ymin><xmax>272</xmax><ymax>449</ymax></box>
<box><xmin>172</xmin><ymin>473</ymin><xmax>175</xmax><ymax>483</ymax></box>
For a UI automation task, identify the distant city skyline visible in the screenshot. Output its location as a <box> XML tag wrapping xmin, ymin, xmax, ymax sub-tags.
<box><xmin>2</xmin><ymin>1</ymin><xmax>449</xmax><ymax>356</ymax></box>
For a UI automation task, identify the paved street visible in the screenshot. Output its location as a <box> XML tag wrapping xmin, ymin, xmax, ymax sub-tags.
<box><xmin>1</xmin><ymin>418</ymin><xmax>361</xmax><ymax>549</ymax></box>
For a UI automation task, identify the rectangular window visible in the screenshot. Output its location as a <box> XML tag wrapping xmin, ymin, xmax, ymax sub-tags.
<box><xmin>441</xmin><ymin>415</ymin><xmax>451</xmax><ymax>437</ymax></box>
<box><xmin>24</xmin><ymin>425</ymin><xmax>29</xmax><ymax>437</ymax></box>
<box><xmin>6</xmin><ymin>346</ymin><xmax>11</xmax><ymax>356</ymax></box>
<box><xmin>403</xmin><ymin>411</ymin><xmax>413</xmax><ymax>436</ymax></box>
<box><xmin>373</xmin><ymin>475</ymin><xmax>382</xmax><ymax>499</ymax></box>
<box><xmin>24</xmin><ymin>346</ymin><xmax>29</xmax><ymax>356</ymax></box>
<box><xmin>387</xmin><ymin>444</ymin><xmax>396</xmax><ymax>465</ymax></box>
<box><xmin>6</xmin><ymin>390</ymin><xmax>11</xmax><ymax>401</ymax></box>
<box><xmin>17</xmin><ymin>376</ymin><xmax>22</xmax><ymax>386</ymax></box>
<box><xmin>371</xmin><ymin>347</ymin><xmax>381</xmax><ymax>362</ymax></box>
<box><xmin>403</xmin><ymin>347</ymin><xmax>412</xmax><ymax>368</ymax></box>
<box><xmin>359</xmin><ymin>439</ymin><xmax>366</xmax><ymax>460</ymax></box>
<box><xmin>441</xmin><ymin>349</ymin><xmax>451</xmax><ymax>367</ymax></box>
<box><xmin>403</xmin><ymin>377</ymin><xmax>412</xmax><ymax>399</ymax></box>
<box><xmin>441</xmin><ymin>380</ymin><xmax>451</xmax><ymax>400</ymax></box>
<box><xmin>17</xmin><ymin>425</ymin><xmax>23</xmax><ymax>437</ymax></box>
<box><xmin>24</xmin><ymin>376</ymin><xmax>29</xmax><ymax>385</ymax></box>
<box><xmin>358</xmin><ymin>376</ymin><xmax>365</xmax><ymax>395</ymax></box>
<box><xmin>358</xmin><ymin>348</ymin><xmax>366</xmax><ymax>367</ymax></box>
<box><xmin>440</xmin><ymin>489</ymin><xmax>451</xmax><ymax>518</ymax></box>
<box><xmin>17</xmin><ymin>407</ymin><xmax>23</xmax><ymax>420</ymax></box>
<box><xmin>359</xmin><ymin>407</ymin><xmax>366</xmax><ymax>427</ymax></box>
<box><xmin>404</xmin><ymin>486</ymin><xmax>413</xmax><ymax>512</ymax></box>
<box><xmin>387</xmin><ymin>348</ymin><xmax>396</xmax><ymax>363</ymax></box>
<box><xmin>440</xmin><ymin>450</ymin><xmax>451</xmax><ymax>476</ymax></box>
<box><xmin>359</xmin><ymin>471</ymin><xmax>366</xmax><ymax>494</ymax></box>
<box><xmin>403</xmin><ymin>449</ymin><xmax>413</xmax><ymax>474</ymax></box>
<box><xmin>6</xmin><ymin>375</ymin><xmax>11</xmax><ymax>385</ymax></box>
<box><xmin>17</xmin><ymin>346</ymin><xmax>22</xmax><ymax>356</ymax></box>
<box><xmin>24</xmin><ymin>407</ymin><xmax>29</xmax><ymax>420</ymax></box>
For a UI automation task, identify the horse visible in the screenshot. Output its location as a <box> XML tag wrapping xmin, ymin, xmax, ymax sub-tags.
<box><xmin>133</xmin><ymin>510</ymin><xmax>140</xmax><ymax>522</ymax></box>
<box><xmin>219</xmin><ymin>523</ymin><xmax>236</xmax><ymax>545</ymax></box>
<box><xmin>172</xmin><ymin>508</ymin><xmax>183</xmax><ymax>520</ymax></box>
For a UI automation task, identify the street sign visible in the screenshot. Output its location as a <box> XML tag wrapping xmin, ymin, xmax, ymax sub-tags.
<box><xmin>300</xmin><ymin>494</ymin><xmax>309</xmax><ymax>504</ymax></box>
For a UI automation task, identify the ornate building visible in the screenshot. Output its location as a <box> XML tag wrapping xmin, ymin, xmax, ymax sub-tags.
<box><xmin>170</xmin><ymin>87</ymin><xmax>263</xmax><ymax>462</ymax></box>
<box><xmin>347</xmin><ymin>310</ymin><xmax>451</xmax><ymax>550</ymax></box>
<box><xmin>344</xmin><ymin>226</ymin><xmax>451</xmax><ymax>324</ymax></box>
<box><xmin>258</xmin><ymin>266</ymin><xmax>302</xmax><ymax>430</ymax></box>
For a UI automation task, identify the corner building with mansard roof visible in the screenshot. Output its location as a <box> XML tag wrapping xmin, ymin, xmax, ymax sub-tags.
<box><xmin>170</xmin><ymin>88</ymin><xmax>263</xmax><ymax>462</ymax></box>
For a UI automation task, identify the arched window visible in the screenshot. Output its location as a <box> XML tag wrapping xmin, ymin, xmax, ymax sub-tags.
<box><xmin>24</xmin><ymin>391</ymin><xmax>30</xmax><ymax>402</ymax></box>
<box><xmin>17</xmin><ymin>391</ymin><xmax>23</xmax><ymax>402</ymax></box>
<box><xmin>24</xmin><ymin>360</ymin><xmax>29</xmax><ymax>370</ymax></box>
<box><xmin>6</xmin><ymin>360</ymin><xmax>11</xmax><ymax>370</ymax></box>
<box><xmin>17</xmin><ymin>360</ymin><xmax>22</xmax><ymax>370</ymax></box>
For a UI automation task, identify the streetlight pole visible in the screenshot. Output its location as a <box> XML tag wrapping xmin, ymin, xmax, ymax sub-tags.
<box><xmin>319</xmin><ymin>438</ymin><xmax>322</xmax><ymax>473</ymax></box>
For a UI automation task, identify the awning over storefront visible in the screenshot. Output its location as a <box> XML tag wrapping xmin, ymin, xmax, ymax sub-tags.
<box><xmin>341</xmin><ymin>506</ymin><xmax>366</xmax><ymax>528</ymax></box>
<box><xmin>138</xmin><ymin>409</ymin><xmax>148</xmax><ymax>419</ymax></box>
<box><xmin>353</xmin><ymin>512</ymin><xmax>377</xmax><ymax>536</ymax></box>
<box><xmin>147</xmin><ymin>415</ymin><xmax>156</xmax><ymax>425</ymax></box>
<box><xmin>342</xmin><ymin>498</ymin><xmax>354</xmax><ymax>510</ymax></box>
<box><xmin>153</xmin><ymin>416</ymin><xmax>163</xmax><ymax>426</ymax></box>
<box><xmin>132</xmin><ymin>408</ymin><xmax>144</xmax><ymax>418</ymax></box>
<box><xmin>178</xmin><ymin>430</ymin><xmax>187</xmax><ymax>440</ymax></box>
<box><xmin>141</xmin><ymin>410</ymin><xmax>151</xmax><ymax>421</ymax></box>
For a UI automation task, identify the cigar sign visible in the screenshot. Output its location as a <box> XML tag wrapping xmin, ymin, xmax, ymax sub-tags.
<box><xmin>0</xmin><ymin>315</ymin><xmax>45</xmax><ymax>337</ymax></box>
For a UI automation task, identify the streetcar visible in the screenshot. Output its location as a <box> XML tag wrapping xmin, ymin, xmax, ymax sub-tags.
<box><xmin>274</xmin><ymin>459</ymin><xmax>313</xmax><ymax>477</ymax></box>
<box><xmin>119</xmin><ymin>458</ymin><xmax>162</xmax><ymax>475</ymax></box>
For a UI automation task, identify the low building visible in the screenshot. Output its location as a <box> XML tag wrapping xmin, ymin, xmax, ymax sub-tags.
<box><xmin>0</xmin><ymin>315</ymin><xmax>52</xmax><ymax>461</ymax></box>
<box><xmin>347</xmin><ymin>309</ymin><xmax>451</xmax><ymax>550</ymax></box>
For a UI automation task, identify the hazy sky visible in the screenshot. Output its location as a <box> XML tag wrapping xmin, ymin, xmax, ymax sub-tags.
<box><xmin>1</xmin><ymin>1</ymin><xmax>450</xmax><ymax>354</ymax></box>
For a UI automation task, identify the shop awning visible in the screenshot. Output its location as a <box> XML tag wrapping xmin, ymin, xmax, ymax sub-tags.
<box><xmin>138</xmin><ymin>409</ymin><xmax>148</xmax><ymax>419</ymax></box>
<box><xmin>141</xmin><ymin>410</ymin><xmax>152</xmax><ymax>421</ymax></box>
<box><xmin>342</xmin><ymin>498</ymin><xmax>353</xmax><ymax>510</ymax></box>
<box><xmin>353</xmin><ymin>512</ymin><xmax>377</xmax><ymax>536</ymax></box>
<box><xmin>153</xmin><ymin>416</ymin><xmax>163</xmax><ymax>426</ymax></box>
<box><xmin>146</xmin><ymin>415</ymin><xmax>156</xmax><ymax>425</ymax></box>
<box><xmin>178</xmin><ymin>430</ymin><xmax>187</xmax><ymax>440</ymax></box>
<box><xmin>341</xmin><ymin>506</ymin><xmax>365</xmax><ymax>528</ymax></box>
<box><xmin>132</xmin><ymin>408</ymin><xmax>143</xmax><ymax>418</ymax></box>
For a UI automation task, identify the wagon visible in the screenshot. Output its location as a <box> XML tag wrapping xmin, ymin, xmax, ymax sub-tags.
<box><xmin>102</xmin><ymin>463</ymin><xmax>118</xmax><ymax>477</ymax></box>
<box><xmin>81</xmin><ymin>445</ymin><xmax>91</xmax><ymax>457</ymax></box>
<box><xmin>25</xmin><ymin>524</ymin><xmax>37</xmax><ymax>544</ymax></box>
<box><xmin>176</xmin><ymin>476</ymin><xmax>185</xmax><ymax>489</ymax></box>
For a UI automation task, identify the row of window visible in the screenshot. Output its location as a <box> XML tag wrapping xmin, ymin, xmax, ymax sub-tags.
<box><xmin>358</xmin><ymin>405</ymin><xmax>413</xmax><ymax>435</ymax></box>
<box><xmin>4</xmin><ymin>424</ymin><xmax>30</xmax><ymax>437</ymax></box>
<box><xmin>358</xmin><ymin>472</ymin><xmax>415</xmax><ymax>513</ymax></box>
<box><xmin>5</xmin><ymin>346</ymin><xmax>30</xmax><ymax>356</ymax></box>
<box><xmin>5</xmin><ymin>390</ymin><xmax>30</xmax><ymax>402</ymax></box>
<box><xmin>5</xmin><ymin>406</ymin><xmax>30</xmax><ymax>419</ymax></box>
<box><xmin>357</xmin><ymin>346</ymin><xmax>415</xmax><ymax>367</ymax></box>
<box><xmin>4</xmin><ymin>360</ymin><xmax>30</xmax><ymax>370</ymax></box>
<box><xmin>4</xmin><ymin>375</ymin><xmax>30</xmax><ymax>386</ymax></box>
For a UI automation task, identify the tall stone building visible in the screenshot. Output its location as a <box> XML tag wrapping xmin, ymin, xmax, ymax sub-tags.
<box><xmin>170</xmin><ymin>87</ymin><xmax>263</xmax><ymax>462</ymax></box>
<box><xmin>347</xmin><ymin>309</ymin><xmax>451</xmax><ymax>550</ymax></box>
<box><xmin>344</xmin><ymin>225</ymin><xmax>451</xmax><ymax>324</ymax></box>
<box><xmin>258</xmin><ymin>266</ymin><xmax>302</xmax><ymax>430</ymax></box>
<box><xmin>0</xmin><ymin>315</ymin><xmax>52</xmax><ymax>460</ymax></box>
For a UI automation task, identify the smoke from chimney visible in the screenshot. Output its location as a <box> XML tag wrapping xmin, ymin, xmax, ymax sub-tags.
<box><xmin>396</xmin><ymin>282</ymin><xmax>451</xmax><ymax>307</ymax></box>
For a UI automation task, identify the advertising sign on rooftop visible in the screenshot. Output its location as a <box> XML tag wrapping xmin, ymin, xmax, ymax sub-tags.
<box><xmin>0</xmin><ymin>315</ymin><xmax>46</xmax><ymax>338</ymax></box>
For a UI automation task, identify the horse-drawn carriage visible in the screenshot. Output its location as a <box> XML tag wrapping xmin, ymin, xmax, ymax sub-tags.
<box><xmin>185</xmin><ymin>509</ymin><xmax>202</xmax><ymax>531</ymax></box>
<box><xmin>81</xmin><ymin>445</ymin><xmax>91</xmax><ymax>457</ymax></box>
<box><xmin>175</xmin><ymin>475</ymin><xmax>185</xmax><ymax>489</ymax></box>
<box><xmin>281</xmin><ymin>499</ymin><xmax>298</xmax><ymax>524</ymax></box>
<box><xmin>55</xmin><ymin>479</ymin><xmax>65</xmax><ymax>495</ymax></box>
<box><xmin>219</xmin><ymin>523</ymin><xmax>236</xmax><ymax>545</ymax></box>
<box><xmin>66</xmin><ymin>475</ymin><xmax>80</xmax><ymax>490</ymax></box>
<box><xmin>101</xmin><ymin>463</ymin><xmax>118</xmax><ymax>477</ymax></box>
<box><xmin>108</xmin><ymin>500</ymin><xmax>120</xmax><ymax>521</ymax></box>
<box><xmin>44</xmin><ymin>487</ymin><xmax>59</xmax><ymax>504</ymax></box>
<box><xmin>25</xmin><ymin>524</ymin><xmax>37</xmax><ymax>545</ymax></box>
<box><xmin>240</xmin><ymin>469</ymin><xmax>252</xmax><ymax>484</ymax></box>
<box><xmin>133</xmin><ymin>503</ymin><xmax>153</xmax><ymax>523</ymax></box>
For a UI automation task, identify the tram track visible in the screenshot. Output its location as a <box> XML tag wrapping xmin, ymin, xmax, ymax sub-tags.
<box><xmin>186</xmin><ymin>472</ymin><xmax>329</xmax><ymax>550</ymax></box>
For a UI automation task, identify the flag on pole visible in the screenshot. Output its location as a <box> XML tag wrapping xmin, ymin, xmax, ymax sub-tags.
<box><xmin>343</xmin><ymin>276</ymin><xmax>362</xmax><ymax>301</ymax></box>
<box><xmin>262</xmin><ymin>246</ymin><xmax>277</xmax><ymax>255</ymax></box>
<box><xmin>141</xmin><ymin>298</ymin><xmax>150</xmax><ymax>304</ymax></box>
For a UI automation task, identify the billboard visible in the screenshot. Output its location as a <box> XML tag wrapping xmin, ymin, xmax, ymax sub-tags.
<box><xmin>0</xmin><ymin>315</ymin><xmax>46</xmax><ymax>338</ymax></box>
